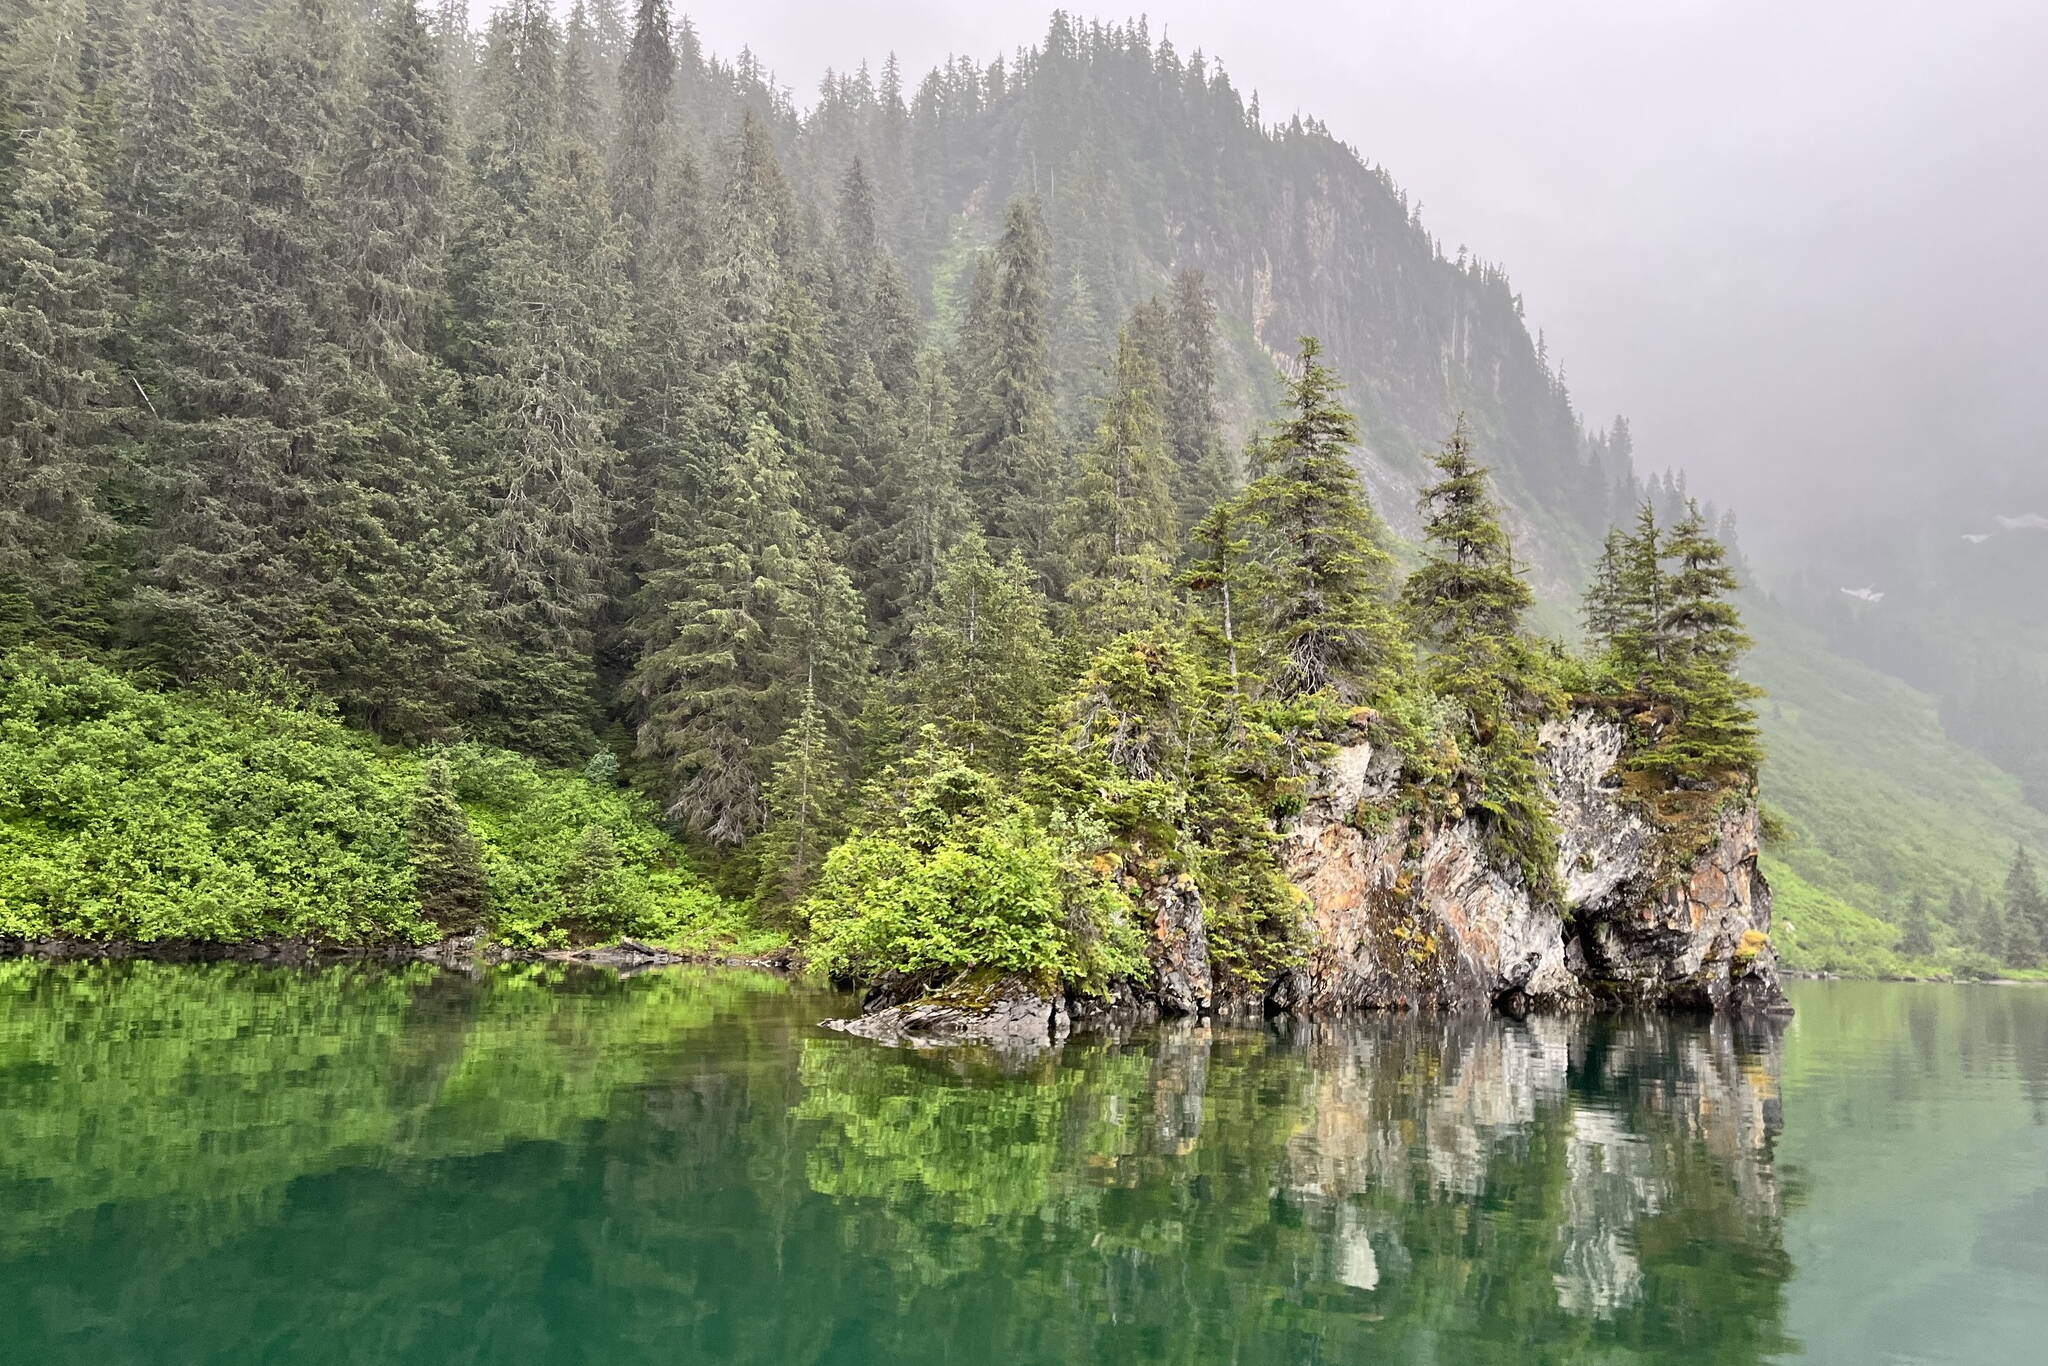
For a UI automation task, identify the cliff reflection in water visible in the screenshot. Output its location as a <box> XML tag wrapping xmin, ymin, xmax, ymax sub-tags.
<box><xmin>799</xmin><ymin>1012</ymin><xmax>1792</xmax><ymax>1362</ymax></box>
<box><xmin>0</xmin><ymin>961</ymin><xmax>1793</xmax><ymax>1365</ymax></box>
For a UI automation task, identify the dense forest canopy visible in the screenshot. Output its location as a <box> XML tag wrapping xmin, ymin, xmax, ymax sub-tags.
<box><xmin>0</xmin><ymin>0</ymin><xmax>2039</xmax><ymax>976</ymax></box>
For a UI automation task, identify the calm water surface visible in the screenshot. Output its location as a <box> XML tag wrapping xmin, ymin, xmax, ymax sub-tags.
<box><xmin>1</xmin><ymin>963</ymin><xmax>2043</xmax><ymax>1364</ymax></box>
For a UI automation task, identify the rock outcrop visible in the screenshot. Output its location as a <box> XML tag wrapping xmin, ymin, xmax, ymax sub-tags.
<box><xmin>828</xmin><ymin>708</ymin><xmax>1786</xmax><ymax>1045</ymax></box>
<box><xmin>1273</xmin><ymin>710</ymin><xmax>1784</xmax><ymax>1015</ymax></box>
<box><xmin>821</xmin><ymin>975</ymin><xmax>1074</xmax><ymax>1052</ymax></box>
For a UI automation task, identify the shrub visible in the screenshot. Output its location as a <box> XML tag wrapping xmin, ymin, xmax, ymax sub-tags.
<box><xmin>0</xmin><ymin>651</ymin><xmax>746</xmax><ymax>949</ymax></box>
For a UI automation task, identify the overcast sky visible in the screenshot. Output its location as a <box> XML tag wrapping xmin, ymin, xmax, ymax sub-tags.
<box><xmin>670</xmin><ymin>0</ymin><xmax>2048</xmax><ymax>549</ymax></box>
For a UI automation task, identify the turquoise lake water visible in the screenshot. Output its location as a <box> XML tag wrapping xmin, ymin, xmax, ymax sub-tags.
<box><xmin>0</xmin><ymin>962</ymin><xmax>2042</xmax><ymax>1363</ymax></box>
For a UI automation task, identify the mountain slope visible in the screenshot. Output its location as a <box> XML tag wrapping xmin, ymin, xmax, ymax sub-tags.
<box><xmin>697</xmin><ymin>15</ymin><xmax>2044</xmax><ymax>951</ymax></box>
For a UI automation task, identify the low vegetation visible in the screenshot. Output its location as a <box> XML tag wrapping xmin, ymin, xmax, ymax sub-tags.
<box><xmin>0</xmin><ymin>649</ymin><xmax>756</xmax><ymax>951</ymax></box>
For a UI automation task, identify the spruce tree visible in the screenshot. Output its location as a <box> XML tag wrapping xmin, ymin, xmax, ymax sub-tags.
<box><xmin>908</xmin><ymin>531</ymin><xmax>1053</xmax><ymax>766</ymax></box>
<box><xmin>1661</xmin><ymin>498</ymin><xmax>1750</xmax><ymax>669</ymax></box>
<box><xmin>447</xmin><ymin>0</ymin><xmax>627</xmax><ymax>756</ymax></box>
<box><xmin>1055</xmin><ymin>328</ymin><xmax>1179</xmax><ymax>642</ymax></box>
<box><xmin>875</xmin><ymin>349</ymin><xmax>967</xmax><ymax>657</ymax></box>
<box><xmin>2004</xmin><ymin>847</ymin><xmax>2046</xmax><ymax>966</ymax></box>
<box><xmin>119</xmin><ymin>0</ymin><xmax>353</xmax><ymax>680</ymax></box>
<box><xmin>0</xmin><ymin>0</ymin><xmax>115</xmax><ymax>635</ymax></box>
<box><xmin>340</xmin><ymin>0</ymin><xmax>453</xmax><ymax>376</ymax></box>
<box><xmin>629</xmin><ymin>401</ymin><xmax>857</xmax><ymax>845</ymax></box>
<box><xmin>753</xmin><ymin>682</ymin><xmax>845</xmax><ymax>905</ymax></box>
<box><xmin>1898</xmin><ymin>892</ymin><xmax>1936</xmax><ymax>958</ymax></box>
<box><xmin>1239</xmin><ymin>338</ymin><xmax>1403</xmax><ymax>702</ymax></box>
<box><xmin>630</xmin><ymin>411</ymin><xmax>794</xmax><ymax>842</ymax></box>
<box><xmin>1181</xmin><ymin>499</ymin><xmax>1254</xmax><ymax>694</ymax></box>
<box><xmin>697</xmin><ymin>110</ymin><xmax>796</xmax><ymax>369</ymax></box>
<box><xmin>1403</xmin><ymin>418</ymin><xmax>1536</xmax><ymax>732</ymax></box>
<box><xmin>304</xmin><ymin>0</ymin><xmax>480</xmax><ymax>741</ymax></box>
<box><xmin>960</xmin><ymin>198</ymin><xmax>1061</xmax><ymax>561</ymax></box>
<box><xmin>1614</xmin><ymin>501</ymin><xmax>1670</xmax><ymax>675</ymax></box>
<box><xmin>1165</xmin><ymin>268</ymin><xmax>1229</xmax><ymax>521</ymax></box>
<box><xmin>1648</xmin><ymin>500</ymin><xmax>1763</xmax><ymax>783</ymax></box>
<box><xmin>1582</xmin><ymin>527</ymin><xmax>1629</xmax><ymax>652</ymax></box>
<box><xmin>410</xmin><ymin>758</ymin><xmax>491</xmax><ymax>932</ymax></box>
<box><xmin>1403</xmin><ymin>419</ymin><xmax>1557</xmax><ymax>889</ymax></box>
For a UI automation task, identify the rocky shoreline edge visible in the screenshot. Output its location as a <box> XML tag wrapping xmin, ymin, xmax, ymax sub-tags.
<box><xmin>0</xmin><ymin>933</ymin><xmax>793</xmax><ymax>976</ymax></box>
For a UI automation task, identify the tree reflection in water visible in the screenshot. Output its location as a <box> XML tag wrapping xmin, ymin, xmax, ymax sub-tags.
<box><xmin>0</xmin><ymin>960</ymin><xmax>1792</xmax><ymax>1364</ymax></box>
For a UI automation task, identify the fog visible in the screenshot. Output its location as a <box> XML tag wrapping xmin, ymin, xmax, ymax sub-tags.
<box><xmin>678</xmin><ymin>0</ymin><xmax>2048</xmax><ymax>558</ymax></box>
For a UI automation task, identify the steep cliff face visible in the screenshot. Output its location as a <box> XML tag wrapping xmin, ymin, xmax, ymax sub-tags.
<box><xmin>1271</xmin><ymin>711</ymin><xmax>1783</xmax><ymax>1016</ymax></box>
<box><xmin>826</xmin><ymin>708</ymin><xmax>1785</xmax><ymax>1046</ymax></box>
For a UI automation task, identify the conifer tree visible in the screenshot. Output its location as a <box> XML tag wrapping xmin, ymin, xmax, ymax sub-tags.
<box><xmin>875</xmin><ymin>349</ymin><xmax>967</xmax><ymax>655</ymax></box>
<box><xmin>1403</xmin><ymin>418</ymin><xmax>1536</xmax><ymax>732</ymax></box>
<box><xmin>629</xmin><ymin>400</ymin><xmax>857</xmax><ymax>845</ymax></box>
<box><xmin>909</xmin><ymin>531</ymin><xmax>1053</xmax><ymax>766</ymax></box>
<box><xmin>820</xmin><ymin>158</ymin><xmax>922</xmax><ymax>598</ymax></box>
<box><xmin>1647</xmin><ymin>499</ymin><xmax>1763</xmax><ymax>782</ymax></box>
<box><xmin>1165</xmin><ymin>268</ymin><xmax>1229</xmax><ymax>520</ymax></box>
<box><xmin>1661</xmin><ymin>498</ymin><xmax>1750</xmax><ymax>669</ymax></box>
<box><xmin>1582</xmin><ymin>527</ymin><xmax>1629</xmax><ymax>649</ymax></box>
<box><xmin>1614</xmin><ymin>501</ymin><xmax>1671</xmax><ymax>673</ymax></box>
<box><xmin>118</xmin><ymin>0</ymin><xmax>355</xmax><ymax>679</ymax></box>
<box><xmin>1898</xmin><ymin>892</ymin><xmax>1936</xmax><ymax>958</ymax></box>
<box><xmin>292</xmin><ymin>0</ymin><xmax>484</xmax><ymax>741</ymax></box>
<box><xmin>631</xmin><ymin>412</ymin><xmax>796</xmax><ymax>841</ymax></box>
<box><xmin>608</xmin><ymin>0</ymin><xmax>673</xmax><ymax>270</ymax></box>
<box><xmin>1055</xmin><ymin>328</ymin><xmax>1179</xmax><ymax>642</ymax></box>
<box><xmin>1239</xmin><ymin>338</ymin><xmax>1403</xmax><ymax>701</ymax></box>
<box><xmin>1403</xmin><ymin>419</ymin><xmax>1558</xmax><ymax>888</ymax></box>
<box><xmin>340</xmin><ymin>0</ymin><xmax>453</xmax><ymax>375</ymax></box>
<box><xmin>1947</xmin><ymin>886</ymin><xmax>1972</xmax><ymax>947</ymax></box>
<box><xmin>960</xmin><ymin>198</ymin><xmax>1060</xmax><ymax>561</ymax></box>
<box><xmin>447</xmin><ymin>0</ymin><xmax>627</xmax><ymax>755</ymax></box>
<box><xmin>1181</xmin><ymin>499</ymin><xmax>1254</xmax><ymax>694</ymax></box>
<box><xmin>410</xmin><ymin>757</ymin><xmax>491</xmax><ymax>931</ymax></box>
<box><xmin>2004</xmin><ymin>847</ymin><xmax>2046</xmax><ymax>966</ymax></box>
<box><xmin>754</xmin><ymin>682</ymin><xmax>845</xmax><ymax>905</ymax></box>
<box><xmin>0</xmin><ymin>0</ymin><xmax>115</xmax><ymax>634</ymax></box>
<box><xmin>698</xmin><ymin>110</ymin><xmax>796</xmax><ymax>369</ymax></box>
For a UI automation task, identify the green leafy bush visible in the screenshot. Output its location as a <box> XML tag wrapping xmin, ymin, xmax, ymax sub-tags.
<box><xmin>0</xmin><ymin>651</ymin><xmax>747</xmax><ymax>949</ymax></box>
<box><xmin>805</xmin><ymin>744</ymin><xmax>1144</xmax><ymax>993</ymax></box>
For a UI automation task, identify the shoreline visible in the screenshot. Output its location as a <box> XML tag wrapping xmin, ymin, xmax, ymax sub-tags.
<box><xmin>0</xmin><ymin>934</ymin><xmax>794</xmax><ymax>975</ymax></box>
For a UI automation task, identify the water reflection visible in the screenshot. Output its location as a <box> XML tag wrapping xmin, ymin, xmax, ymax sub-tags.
<box><xmin>0</xmin><ymin>960</ymin><xmax>1800</xmax><ymax>1364</ymax></box>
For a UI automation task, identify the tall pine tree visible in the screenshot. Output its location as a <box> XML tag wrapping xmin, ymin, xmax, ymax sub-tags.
<box><xmin>1239</xmin><ymin>338</ymin><xmax>1404</xmax><ymax>702</ymax></box>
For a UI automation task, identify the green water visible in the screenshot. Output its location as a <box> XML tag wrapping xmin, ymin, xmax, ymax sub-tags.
<box><xmin>0</xmin><ymin>964</ymin><xmax>2042</xmax><ymax>1364</ymax></box>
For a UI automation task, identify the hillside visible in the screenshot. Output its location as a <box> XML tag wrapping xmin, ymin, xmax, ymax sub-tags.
<box><xmin>702</xmin><ymin>13</ymin><xmax>2043</xmax><ymax>955</ymax></box>
<box><xmin>2</xmin><ymin>0</ymin><xmax>2039</xmax><ymax>972</ymax></box>
<box><xmin>0</xmin><ymin>651</ymin><xmax>752</xmax><ymax>950</ymax></box>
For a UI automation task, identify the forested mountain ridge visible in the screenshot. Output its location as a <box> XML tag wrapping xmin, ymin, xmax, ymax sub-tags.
<box><xmin>742</xmin><ymin>10</ymin><xmax>1616</xmax><ymax>579</ymax></box>
<box><xmin>0</xmin><ymin>0</ymin><xmax>2039</xmax><ymax>979</ymax></box>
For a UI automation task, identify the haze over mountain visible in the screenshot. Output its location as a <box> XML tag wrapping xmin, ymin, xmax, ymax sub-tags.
<box><xmin>684</xmin><ymin>0</ymin><xmax>2048</xmax><ymax>557</ymax></box>
<box><xmin>5</xmin><ymin>0</ymin><xmax>2043</xmax><ymax>979</ymax></box>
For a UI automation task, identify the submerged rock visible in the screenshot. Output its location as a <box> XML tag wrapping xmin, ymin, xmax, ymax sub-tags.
<box><xmin>821</xmin><ymin>975</ymin><xmax>1074</xmax><ymax>1050</ymax></box>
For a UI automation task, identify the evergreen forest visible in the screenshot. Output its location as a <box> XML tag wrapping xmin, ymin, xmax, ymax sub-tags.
<box><xmin>2</xmin><ymin>0</ymin><xmax>2042</xmax><ymax>981</ymax></box>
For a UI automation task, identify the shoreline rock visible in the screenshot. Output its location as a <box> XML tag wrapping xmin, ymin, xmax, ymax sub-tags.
<box><xmin>0</xmin><ymin>934</ymin><xmax>790</xmax><ymax>976</ymax></box>
<box><xmin>825</xmin><ymin>706</ymin><xmax>1791</xmax><ymax>1048</ymax></box>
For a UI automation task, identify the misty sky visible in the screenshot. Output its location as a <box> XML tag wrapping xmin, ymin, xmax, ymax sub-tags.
<box><xmin>668</xmin><ymin>0</ymin><xmax>2048</xmax><ymax>552</ymax></box>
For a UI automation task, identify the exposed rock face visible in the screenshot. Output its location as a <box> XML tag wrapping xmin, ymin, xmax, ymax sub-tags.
<box><xmin>822</xmin><ymin>975</ymin><xmax>1074</xmax><ymax>1051</ymax></box>
<box><xmin>829</xmin><ymin>708</ymin><xmax>1785</xmax><ymax>1042</ymax></box>
<box><xmin>1273</xmin><ymin>711</ymin><xmax>1785</xmax><ymax>1015</ymax></box>
<box><xmin>1274</xmin><ymin>736</ymin><xmax>1586</xmax><ymax>1014</ymax></box>
<box><xmin>1144</xmin><ymin>877</ymin><xmax>1213</xmax><ymax>1016</ymax></box>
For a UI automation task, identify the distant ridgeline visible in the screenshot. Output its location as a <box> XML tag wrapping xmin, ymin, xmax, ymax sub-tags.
<box><xmin>0</xmin><ymin>0</ymin><xmax>2039</xmax><ymax>981</ymax></box>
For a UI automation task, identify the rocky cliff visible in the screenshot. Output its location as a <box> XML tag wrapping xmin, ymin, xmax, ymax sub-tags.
<box><xmin>1268</xmin><ymin>711</ymin><xmax>1783</xmax><ymax>1018</ymax></box>
<box><xmin>826</xmin><ymin>708</ymin><xmax>1786</xmax><ymax>1046</ymax></box>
